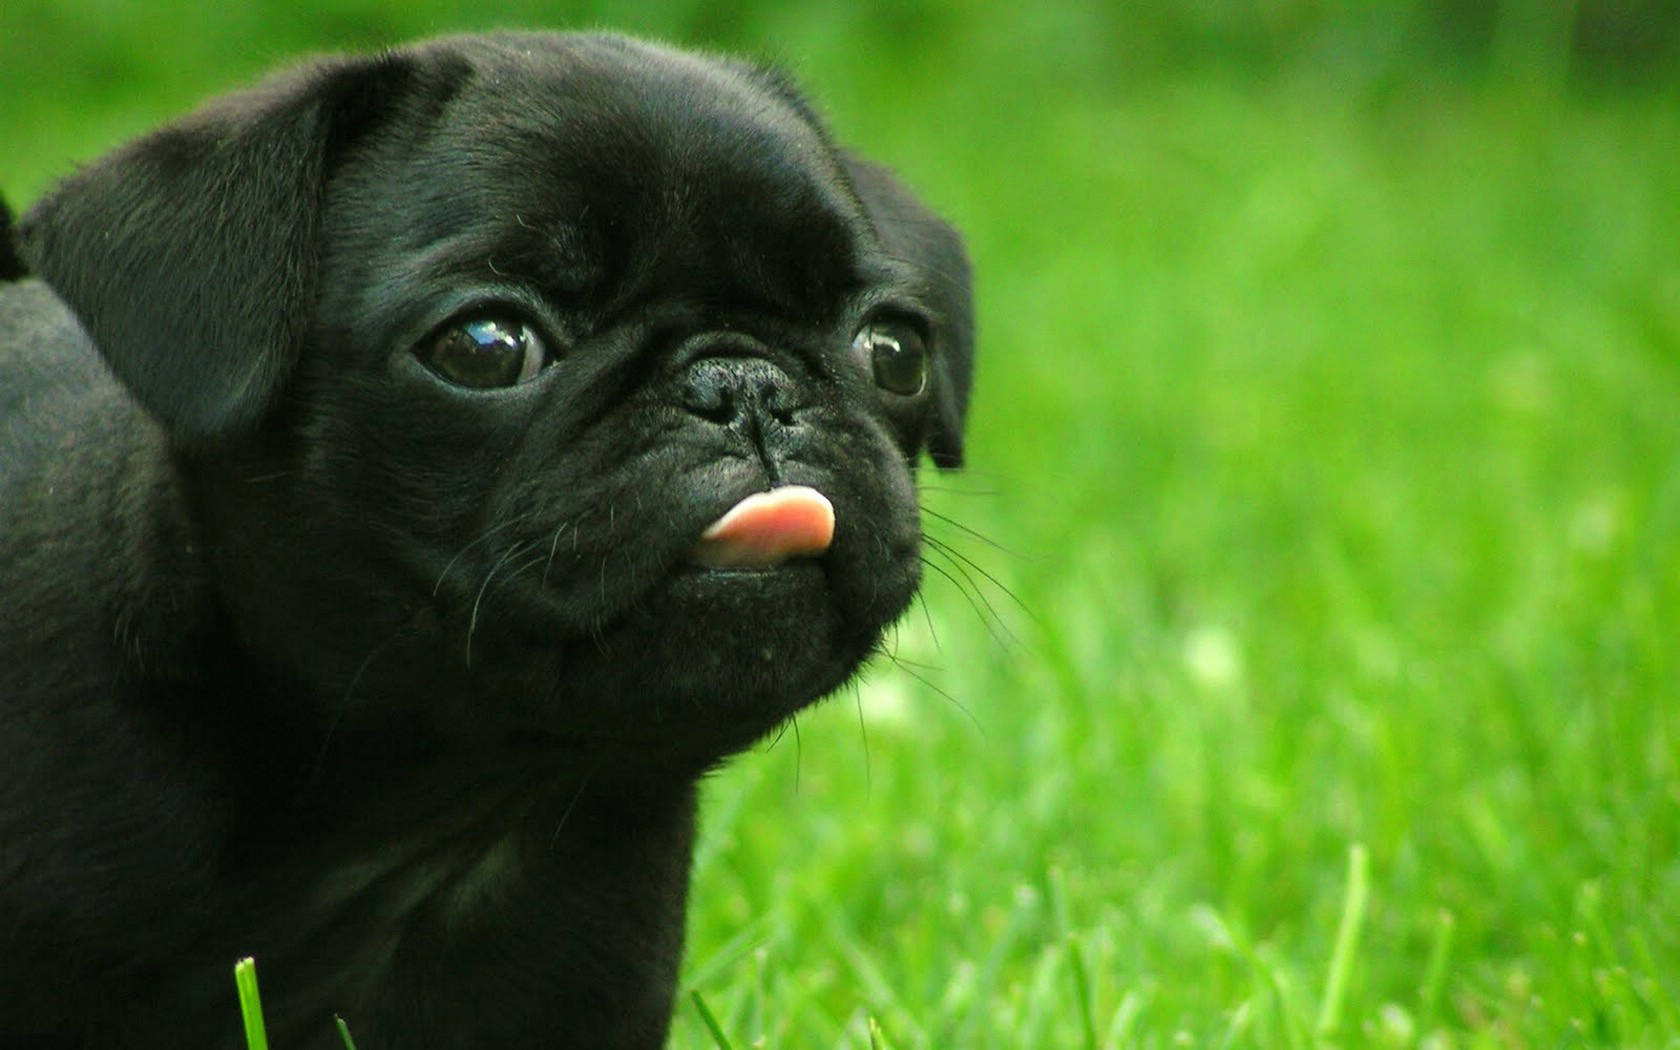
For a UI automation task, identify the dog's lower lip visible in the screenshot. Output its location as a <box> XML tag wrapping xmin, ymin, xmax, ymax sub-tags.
<box><xmin>666</xmin><ymin>557</ymin><xmax>829</xmax><ymax>594</ymax></box>
<box><xmin>678</xmin><ymin>555</ymin><xmax>824</xmax><ymax>577</ymax></box>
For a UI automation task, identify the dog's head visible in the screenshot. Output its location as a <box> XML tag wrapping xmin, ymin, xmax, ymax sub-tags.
<box><xmin>21</xmin><ymin>33</ymin><xmax>972</xmax><ymax>773</ymax></box>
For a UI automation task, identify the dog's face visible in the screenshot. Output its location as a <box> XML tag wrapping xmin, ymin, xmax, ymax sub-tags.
<box><xmin>23</xmin><ymin>33</ymin><xmax>972</xmax><ymax>774</ymax></box>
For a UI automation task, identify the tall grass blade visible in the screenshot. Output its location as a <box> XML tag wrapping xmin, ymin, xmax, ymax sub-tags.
<box><xmin>690</xmin><ymin>989</ymin><xmax>736</xmax><ymax>1050</ymax></box>
<box><xmin>1066</xmin><ymin>935</ymin><xmax>1100</xmax><ymax>1050</ymax></box>
<box><xmin>1316</xmin><ymin>844</ymin><xmax>1371</xmax><ymax>1039</ymax></box>
<box><xmin>233</xmin><ymin>958</ymin><xmax>269</xmax><ymax>1050</ymax></box>
<box><xmin>1419</xmin><ymin>909</ymin><xmax>1455</xmax><ymax>1030</ymax></box>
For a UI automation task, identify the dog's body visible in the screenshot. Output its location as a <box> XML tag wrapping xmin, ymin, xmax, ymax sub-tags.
<box><xmin>0</xmin><ymin>33</ymin><xmax>970</xmax><ymax>1048</ymax></box>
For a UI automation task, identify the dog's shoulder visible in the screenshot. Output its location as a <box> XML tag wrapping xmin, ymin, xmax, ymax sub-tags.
<box><xmin>0</xmin><ymin>276</ymin><xmax>198</xmax><ymax>668</ymax></box>
<box><xmin>0</xmin><ymin>278</ymin><xmax>122</xmax><ymax>461</ymax></box>
<box><xmin>0</xmin><ymin>276</ymin><xmax>98</xmax><ymax>364</ymax></box>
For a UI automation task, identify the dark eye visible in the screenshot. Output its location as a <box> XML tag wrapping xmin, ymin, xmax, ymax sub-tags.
<box><xmin>416</xmin><ymin>317</ymin><xmax>550</xmax><ymax>389</ymax></box>
<box><xmin>854</xmin><ymin>322</ymin><xmax>928</xmax><ymax>397</ymax></box>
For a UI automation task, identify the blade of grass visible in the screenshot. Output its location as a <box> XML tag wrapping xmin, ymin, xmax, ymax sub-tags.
<box><xmin>335</xmin><ymin>1015</ymin><xmax>361</xmax><ymax>1050</ymax></box>
<box><xmin>1627</xmin><ymin>925</ymin><xmax>1680</xmax><ymax>1031</ymax></box>
<box><xmin>1316</xmin><ymin>844</ymin><xmax>1372</xmax><ymax>1039</ymax></box>
<box><xmin>1216</xmin><ymin>1000</ymin><xmax>1255</xmax><ymax>1049</ymax></box>
<box><xmin>233</xmin><ymin>958</ymin><xmax>269</xmax><ymax>1050</ymax></box>
<box><xmin>1066</xmin><ymin>934</ymin><xmax>1100</xmax><ymax>1050</ymax></box>
<box><xmin>819</xmin><ymin>908</ymin><xmax>928</xmax><ymax>1044</ymax></box>
<box><xmin>1105</xmin><ymin>987</ymin><xmax>1150</xmax><ymax>1046</ymax></box>
<box><xmin>1048</xmin><ymin>867</ymin><xmax>1100</xmax><ymax>1050</ymax></box>
<box><xmin>1419</xmin><ymin>909</ymin><xmax>1456</xmax><ymax>1031</ymax></box>
<box><xmin>1266</xmin><ymin>958</ymin><xmax>1309</xmax><ymax>1050</ymax></box>
<box><xmin>690</xmin><ymin>989</ymin><xmax>736</xmax><ymax>1050</ymax></box>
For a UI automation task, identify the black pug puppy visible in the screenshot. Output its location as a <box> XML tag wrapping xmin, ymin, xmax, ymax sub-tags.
<box><xmin>0</xmin><ymin>32</ymin><xmax>971</xmax><ymax>1049</ymax></box>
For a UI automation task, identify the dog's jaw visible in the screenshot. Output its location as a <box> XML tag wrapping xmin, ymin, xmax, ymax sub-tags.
<box><xmin>188</xmin><ymin>409</ymin><xmax>927</xmax><ymax>776</ymax></box>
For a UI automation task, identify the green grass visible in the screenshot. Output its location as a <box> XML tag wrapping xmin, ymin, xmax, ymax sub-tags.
<box><xmin>676</xmin><ymin>31</ymin><xmax>1680</xmax><ymax>1050</ymax></box>
<box><xmin>9</xmin><ymin>2</ymin><xmax>1680</xmax><ymax>1047</ymax></box>
<box><xmin>235</xmin><ymin>959</ymin><xmax>361</xmax><ymax>1049</ymax></box>
<box><xmin>235</xmin><ymin>959</ymin><xmax>271</xmax><ymax>1050</ymax></box>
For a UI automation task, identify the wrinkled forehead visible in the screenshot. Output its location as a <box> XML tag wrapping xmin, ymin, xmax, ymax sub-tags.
<box><xmin>326</xmin><ymin>35</ymin><xmax>871</xmax><ymax>320</ymax></box>
<box><xmin>458</xmin><ymin>37</ymin><xmax>839</xmax><ymax>176</ymax></box>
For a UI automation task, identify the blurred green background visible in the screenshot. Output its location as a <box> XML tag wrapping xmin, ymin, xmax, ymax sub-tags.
<box><xmin>6</xmin><ymin>1</ymin><xmax>1680</xmax><ymax>1046</ymax></box>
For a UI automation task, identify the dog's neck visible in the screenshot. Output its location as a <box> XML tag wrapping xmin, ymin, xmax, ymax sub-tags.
<box><xmin>199</xmin><ymin>742</ymin><xmax>698</xmax><ymax>1044</ymax></box>
<box><xmin>108</xmin><ymin>450</ymin><xmax>701</xmax><ymax>1039</ymax></box>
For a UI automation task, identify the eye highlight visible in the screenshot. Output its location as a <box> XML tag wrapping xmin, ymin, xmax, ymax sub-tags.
<box><xmin>416</xmin><ymin>317</ymin><xmax>551</xmax><ymax>389</ymax></box>
<box><xmin>853</xmin><ymin>322</ymin><xmax>928</xmax><ymax>397</ymax></box>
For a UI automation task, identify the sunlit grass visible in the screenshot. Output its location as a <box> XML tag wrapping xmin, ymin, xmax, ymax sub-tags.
<box><xmin>8</xmin><ymin>4</ymin><xmax>1677</xmax><ymax>1047</ymax></box>
<box><xmin>670</xmin><ymin>56</ymin><xmax>1680</xmax><ymax>1049</ymax></box>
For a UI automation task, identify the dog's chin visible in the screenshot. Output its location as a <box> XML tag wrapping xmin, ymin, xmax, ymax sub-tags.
<box><xmin>479</xmin><ymin>554</ymin><xmax>905</xmax><ymax>769</ymax></box>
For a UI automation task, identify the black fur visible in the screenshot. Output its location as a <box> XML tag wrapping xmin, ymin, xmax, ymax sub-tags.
<box><xmin>0</xmin><ymin>198</ymin><xmax>24</xmax><ymax>280</ymax></box>
<box><xmin>0</xmin><ymin>32</ymin><xmax>972</xmax><ymax>1049</ymax></box>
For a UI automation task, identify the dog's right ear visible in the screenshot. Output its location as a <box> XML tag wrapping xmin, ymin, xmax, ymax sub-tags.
<box><xmin>20</xmin><ymin>53</ymin><xmax>429</xmax><ymax>445</ymax></box>
<box><xmin>842</xmin><ymin>155</ymin><xmax>974</xmax><ymax>470</ymax></box>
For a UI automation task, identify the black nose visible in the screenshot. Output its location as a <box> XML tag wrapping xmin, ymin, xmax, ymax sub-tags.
<box><xmin>679</xmin><ymin>357</ymin><xmax>801</xmax><ymax>429</ymax></box>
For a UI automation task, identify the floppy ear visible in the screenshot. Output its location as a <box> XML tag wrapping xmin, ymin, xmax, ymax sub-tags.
<box><xmin>843</xmin><ymin>156</ymin><xmax>974</xmax><ymax>470</ymax></box>
<box><xmin>20</xmin><ymin>54</ymin><xmax>419</xmax><ymax>444</ymax></box>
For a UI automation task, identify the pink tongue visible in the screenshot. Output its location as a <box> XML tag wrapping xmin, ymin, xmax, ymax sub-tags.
<box><xmin>691</xmin><ymin>486</ymin><xmax>836</xmax><ymax>569</ymax></box>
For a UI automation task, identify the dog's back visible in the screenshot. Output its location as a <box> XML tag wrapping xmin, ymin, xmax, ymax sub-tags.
<box><xmin>0</xmin><ymin>194</ymin><xmax>235</xmax><ymax>1043</ymax></box>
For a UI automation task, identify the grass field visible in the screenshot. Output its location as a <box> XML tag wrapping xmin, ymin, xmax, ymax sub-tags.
<box><xmin>5</xmin><ymin>2</ymin><xmax>1679</xmax><ymax>1046</ymax></box>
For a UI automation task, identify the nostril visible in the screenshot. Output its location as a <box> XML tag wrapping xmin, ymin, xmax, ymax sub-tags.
<box><xmin>681</xmin><ymin>363</ymin><xmax>738</xmax><ymax>423</ymax></box>
<box><xmin>759</xmin><ymin>379</ymin><xmax>798</xmax><ymax>425</ymax></box>
<box><xmin>680</xmin><ymin>357</ymin><xmax>801</xmax><ymax>428</ymax></box>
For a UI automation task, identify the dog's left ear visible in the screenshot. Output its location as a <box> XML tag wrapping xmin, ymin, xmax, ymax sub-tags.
<box><xmin>843</xmin><ymin>156</ymin><xmax>974</xmax><ymax>470</ymax></box>
<box><xmin>20</xmin><ymin>54</ymin><xmax>425</xmax><ymax>444</ymax></box>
